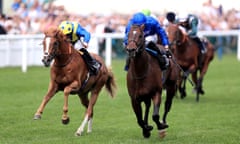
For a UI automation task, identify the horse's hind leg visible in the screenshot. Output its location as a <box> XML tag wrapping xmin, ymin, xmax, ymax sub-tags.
<box><xmin>75</xmin><ymin>93</ymin><xmax>89</xmax><ymax>136</ymax></box>
<box><xmin>76</xmin><ymin>91</ymin><xmax>100</xmax><ymax>136</ymax></box>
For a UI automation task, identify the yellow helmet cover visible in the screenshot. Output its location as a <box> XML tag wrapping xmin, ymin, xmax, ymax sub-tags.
<box><xmin>58</xmin><ymin>21</ymin><xmax>73</xmax><ymax>35</ymax></box>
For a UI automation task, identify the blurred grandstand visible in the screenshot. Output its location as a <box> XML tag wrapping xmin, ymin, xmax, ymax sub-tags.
<box><xmin>0</xmin><ymin>0</ymin><xmax>239</xmax><ymax>72</ymax></box>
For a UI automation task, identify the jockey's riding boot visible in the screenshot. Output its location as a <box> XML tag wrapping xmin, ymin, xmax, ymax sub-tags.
<box><xmin>162</xmin><ymin>70</ymin><xmax>167</xmax><ymax>84</ymax></box>
<box><xmin>157</xmin><ymin>54</ymin><xmax>169</xmax><ymax>70</ymax></box>
<box><xmin>146</xmin><ymin>41</ymin><xmax>170</xmax><ymax>70</ymax></box>
<box><xmin>193</xmin><ymin>37</ymin><xmax>206</xmax><ymax>54</ymax></box>
<box><xmin>147</xmin><ymin>41</ymin><xmax>161</xmax><ymax>53</ymax></box>
<box><xmin>124</xmin><ymin>56</ymin><xmax>130</xmax><ymax>71</ymax></box>
<box><xmin>79</xmin><ymin>48</ymin><xmax>101</xmax><ymax>75</ymax></box>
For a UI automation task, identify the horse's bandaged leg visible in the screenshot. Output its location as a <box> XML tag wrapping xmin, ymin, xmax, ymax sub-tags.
<box><xmin>75</xmin><ymin>115</ymin><xmax>89</xmax><ymax>136</ymax></box>
<box><xmin>87</xmin><ymin>118</ymin><xmax>93</xmax><ymax>133</ymax></box>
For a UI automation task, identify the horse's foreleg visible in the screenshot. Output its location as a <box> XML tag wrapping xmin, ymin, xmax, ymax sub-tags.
<box><xmin>62</xmin><ymin>87</ymin><xmax>71</xmax><ymax>125</ymax></box>
<box><xmin>131</xmin><ymin>98</ymin><xmax>152</xmax><ymax>138</ymax></box>
<box><xmin>34</xmin><ymin>82</ymin><xmax>57</xmax><ymax>120</ymax></box>
<box><xmin>162</xmin><ymin>82</ymin><xmax>176</xmax><ymax>124</ymax></box>
<box><xmin>143</xmin><ymin>99</ymin><xmax>151</xmax><ymax>126</ymax></box>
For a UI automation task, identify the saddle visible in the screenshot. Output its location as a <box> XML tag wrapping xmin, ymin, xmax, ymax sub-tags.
<box><xmin>146</xmin><ymin>42</ymin><xmax>169</xmax><ymax>70</ymax></box>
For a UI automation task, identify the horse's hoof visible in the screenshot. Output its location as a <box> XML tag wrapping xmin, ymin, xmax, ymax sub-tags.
<box><xmin>159</xmin><ymin>129</ymin><xmax>167</xmax><ymax>138</ymax></box>
<box><xmin>75</xmin><ymin>132</ymin><xmax>82</xmax><ymax>136</ymax></box>
<box><xmin>33</xmin><ymin>115</ymin><xmax>41</xmax><ymax>120</ymax></box>
<box><xmin>160</xmin><ymin>122</ymin><xmax>169</xmax><ymax>129</ymax></box>
<box><xmin>199</xmin><ymin>89</ymin><xmax>205</xmax><ymax>95</ymax></box>
<box><xmin>62</xmin><ymin>117</ymin><xmax>70</xmax><ymax>125</ymax></box>
<box><xmin>145</xmin><ymin>125</ymin><xmax>153</xmax><ymax>131</ymax></box>
<box><xmin>180</xmin><ymin>91</ymin><xmax>186</xmax><ymax>99</ymax></box>
<box><xmin>143</xmin><ymin>130</ymin><xmax>151</xmax><ymax>138</ymax></box>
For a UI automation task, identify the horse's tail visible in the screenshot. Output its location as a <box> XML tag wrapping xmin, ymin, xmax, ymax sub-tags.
<box><xmin>105</xmin><ymin>67</ymin><xmax>117</xmax><ymax>98</ymax></box>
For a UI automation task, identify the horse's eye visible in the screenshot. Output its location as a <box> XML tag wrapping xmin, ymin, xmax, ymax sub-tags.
<box><xmin>53</xmin><ymin>42</ymin><xmax>58</xmax><ymax>47</ymax></box>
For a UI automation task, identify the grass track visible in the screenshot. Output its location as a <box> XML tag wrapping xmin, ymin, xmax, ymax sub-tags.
<box><xmin>0</xmin><ymin>54</ymin><xmax>239</xmax><ymax>144</ymax></box>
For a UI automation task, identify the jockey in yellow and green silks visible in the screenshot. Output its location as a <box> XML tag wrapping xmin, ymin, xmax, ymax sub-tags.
<box><xmin>58</xmin><ymin>21</ymin><xmax>90</xmax><ymax>47</ymax></box>
<box><xmin>58</xmin><ymin>21</ymin><xmax>100</xmax><ymax>75</ymax></box>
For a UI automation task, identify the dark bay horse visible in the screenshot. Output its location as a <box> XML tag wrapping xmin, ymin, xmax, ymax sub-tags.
<box><xmin>166</xmin><ymin>23</ymin><xmax>214</xmax><ymax>101</ymax></box>
<box><xmin>33</xmin><ymin>27</ymin><xmax>117</xmax><ymax>136</ymax></box>
<box><xmin>125</xmin><ymin>24</ymin><xmax>178</xmax><ymax>138</ymax></box>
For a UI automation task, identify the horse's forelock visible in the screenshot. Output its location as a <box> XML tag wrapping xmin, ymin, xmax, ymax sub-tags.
<box><xmin>44</xmin><ymin>27</ymin><xmax>60</xmax><ymax>37</ymax></box>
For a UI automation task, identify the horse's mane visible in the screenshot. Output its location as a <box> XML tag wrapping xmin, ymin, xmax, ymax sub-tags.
<box><xmin>169</xmin><ymin>23</ymin><xmax>188</xmax><ymax>44</ymax></box>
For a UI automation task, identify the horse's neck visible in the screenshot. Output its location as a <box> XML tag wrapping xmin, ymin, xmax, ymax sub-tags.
<box><xmin>176</xmin><ymin>35</ymin><xmax>191</xmax><ymax>53</ymax></box>
<box><xmin>54</xmin><ymin>45</ymin><xmax>75</xmax><ymax>67</ymax></box>
<box><xmin>130</xmin><ymin>50</ymin><xmax>149</xmax><ymax>76</ymax></box>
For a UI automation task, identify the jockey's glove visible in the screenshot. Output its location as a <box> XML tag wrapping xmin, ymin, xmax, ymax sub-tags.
<box><xmin>165</xmin><ymin>46</ymin><xmax>172</xmax><ymax>58</ymax></box>
<box><xmin>82</xmin><ymin>42</ymin><xmax>88</xmax><ymax>48</ymax></box>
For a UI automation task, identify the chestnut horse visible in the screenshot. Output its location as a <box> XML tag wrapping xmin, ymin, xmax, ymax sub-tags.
<box><xmin>125</xmin><ymin>24</ymin><xmax>178</xmax><ymax>138</ymax></box>
<box><xmin>177</xmin><ymin>37</ymin><xmax>214</xmax><ymax>99</ymax></box>
<box><xmin>166</xmin><ymin>23</ymin><xmax>214</xmax><ymax>101</ymax></box>
<box><xmin>33</xmin><ymin>27</ymin><xmax>117</xmax><ymax>136</ymax></box>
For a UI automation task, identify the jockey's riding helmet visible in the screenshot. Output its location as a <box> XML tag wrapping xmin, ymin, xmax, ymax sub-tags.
<box><xmin>132</xmin><ymin>12</ymin><xmax>147</xmax><ymax>26</ymax></box>
<box><xmin>58</xmin><ymin>21</ymin><xmax>73</xmax><ymax>35</ymax></box>
<box><xmin>166</xmin><ymin>12</ymin><xmax>176</xmax><ymax>22</ymax></box>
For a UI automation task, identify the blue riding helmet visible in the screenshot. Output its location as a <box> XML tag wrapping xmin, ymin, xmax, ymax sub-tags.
<box><xmin>132</xmin><ymin>12</ymin><xmax>147</xmax><ymax>25</ymax></box>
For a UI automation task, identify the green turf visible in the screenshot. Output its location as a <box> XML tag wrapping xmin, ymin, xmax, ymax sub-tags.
<box><xmin>0</xmin><ymin>54</ymin><xmax>240</xmax><ymax>144</ymax></box>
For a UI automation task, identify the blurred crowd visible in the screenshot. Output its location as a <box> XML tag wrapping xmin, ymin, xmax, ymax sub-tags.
<box><xmin>0</xmin><ymin>0</ymin><xmax>239</xmax><ymax>35</ymax></box>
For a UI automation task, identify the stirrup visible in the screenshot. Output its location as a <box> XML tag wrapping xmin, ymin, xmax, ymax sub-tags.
<box><xmin>201</xmin><ymin>48</ymin><xmax>207</xmax><ymax>54</ymax></box>
<box><xmin>90</xmin><ymin>62</ymin><xmax>101</xmax><ymax>75</ymax></box>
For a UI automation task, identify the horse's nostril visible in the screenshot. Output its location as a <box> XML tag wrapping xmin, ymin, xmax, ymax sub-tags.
<box><xmin>127</xmin><ymin>48</ymin><xmax>135</xmax><ymax>52</ymax></box>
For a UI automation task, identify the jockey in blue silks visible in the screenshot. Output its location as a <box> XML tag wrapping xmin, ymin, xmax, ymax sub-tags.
<box><xmin>123</xmin><ymin>12</ymin><xmax>171</xmax><ymax>71</ymax></box>
<box><xmin>58</xmin><ymin>21</ymin><xmax>101</xmax><ymax>75</ymax></box>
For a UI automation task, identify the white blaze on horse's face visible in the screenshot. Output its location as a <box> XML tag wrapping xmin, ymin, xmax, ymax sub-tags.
<box><xmin>133</xmin><ymin>30</ymin><xmax>137</xmax><ymax>36</ymax></box>
<box><xmin>44</xmin><ymin>37</ymin><xmax>51</xmax><ymax>56</ymax></box>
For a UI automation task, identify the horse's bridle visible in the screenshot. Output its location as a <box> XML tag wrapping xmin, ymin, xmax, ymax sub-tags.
<box><xmin>42</xmin><ymin>35</ymin><xmax>72</xmax><ymax>67</ymax></box>
<box><xmin>125</xmin><ymin>25</ymin><xmax>150</xmax><ymax>80</ymax></box>
<box><xmin>125</xmin><ymin>26</ymin><xmax>145</xmax><ymax>58</ymax></box>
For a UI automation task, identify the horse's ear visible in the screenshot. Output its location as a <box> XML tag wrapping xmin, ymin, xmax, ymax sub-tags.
<box><xmin>140</xmin><ymin>24</ymin><xmax>145</xmax><ymax>30</ymax></box>
<box><xmin>55</xmin><ymin>29</ymin><xmax>64</xmax><ymax>39</ymax></box>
